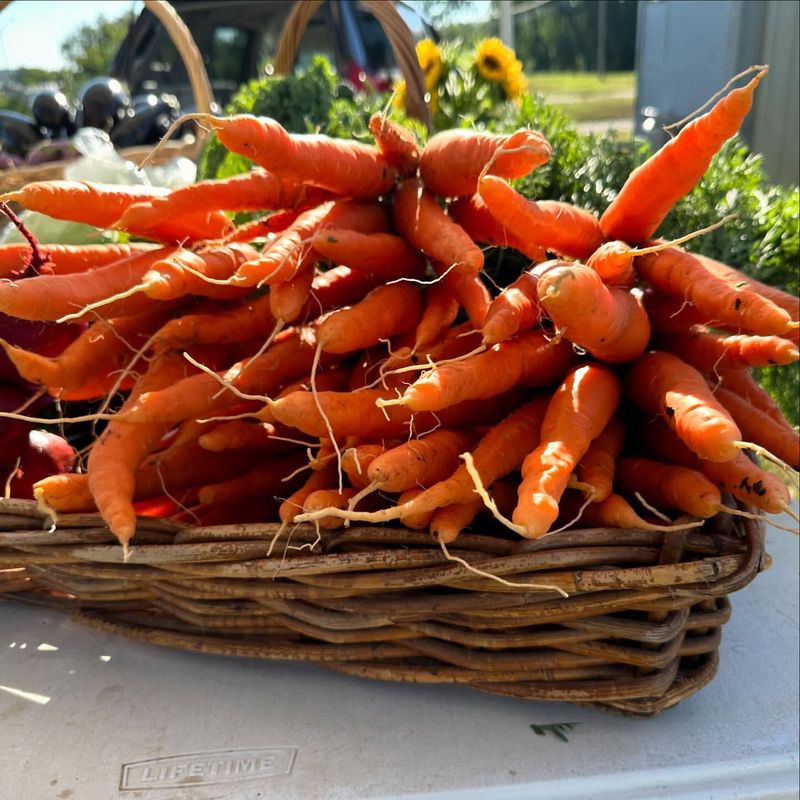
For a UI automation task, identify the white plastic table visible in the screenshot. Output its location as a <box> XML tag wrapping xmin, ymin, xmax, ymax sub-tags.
<box><xmin>1</xmin><ymin>510</ymin><xmax>797</xmax><ymax>800</ymax></box>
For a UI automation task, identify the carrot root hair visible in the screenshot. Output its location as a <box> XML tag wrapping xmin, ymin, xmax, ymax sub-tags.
<box><xmin>310</xmin><ymin>341</ymin><xmax>344</xmax><ymax>492</ymax></box>
<box><xmin>461</xmin><ymin>452</ymin><xmax>526</xmax><ymax>536</ymax></box>
<box><xmin>718</xmin><ymin>504</ymin><xmax>798</xmax><ymax>534</ymax></box>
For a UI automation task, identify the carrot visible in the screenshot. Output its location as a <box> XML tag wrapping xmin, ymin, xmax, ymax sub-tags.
<box><xmin>257</xmin><ymin>366</ymin><xmax>352</xmax><ymax>421</ymax></box>
<box><xmin>366</xmin><ymin>429</ymin><xmax>474</xmax><ymax>493</ymax></box>
<box><xmin>573</xmin><ymin>415</ymin><xmax>625</xmax><ymax>502</ymax></box>
<box><xmin>635</xmin><ymin>247</ymin><xmax>795</xmax><ymax>336</ymax></box>
<box><xmin>478</xmin><ymin>174</ymin><xmax>604</xmax><ymax>260</ymax></box>
<box><xmin>299</xmin><ymin>396</ymin><xmax>551</xmax><ymax>527</ymax></box>
<box><xmin>139</xmin><ymin>243</ymin><xmax>259</xmax><ymax>301</ymax></box>
<box><xmin>419</xmin><ymin>128</ymin><xmax>552</xmax><ymax>198</ymax></box>
<box><xmin>277</xmin><ymin>461</ymin><xmax>337</xmax><ymax>532</ymax></box>
<box><xmin>712</xmin><ymin>385</ymin><xmax>799</xmax><ymax>468</ymax></box>
<box><xmin>481</xmin><ymin>260</ymin><xmax>568</xmax><ymax>345</ymax></box>
<box><xmin>0</xmin><ymin>243</ymin><xmax>159</xmax><ymax>279</ymax></box>
<box><xmin>311</xmin><ymin>229</ymin><xmax>427</xmax><ymax>282</ymax></box>
<box><xmin>369</xmin><ymin>113</ymin><xmax>420</xmax><ymax>175</ymax></box>
<box><xmin>316</xmin><ymin>282</ymin><xmax>424</xmax><ymax>355</ymax></box>
<box><xmin>223</xmin><ymin>207</ymin><xmax>308</xmax><ymax>245</ymax></box>
<box><xmin>303</xmin><ymin>265</ymin><xmax>377</xmax><ymax>319</ymax></box>
<box><xmin>198</xmin><ymin>421</ymin><xmax>302</xmax><ymax>453</ymax></box>
<box><xmin>268</xmin><ymin>387</ymin><xmax>525</xmax><ymax>440</ymax></box>
<box><xmin>378</xmin><ymin>329</ymin><xmax>576</xmax><ymax>412</ymax></box>
<box><xmin>0</xmin><ymin>247</ymin><xmax>175</xmax><ymax>322</ymax></box>
<box><xmin>436</xmin><ymin>261</ymin><xmax>492</xmax><ymax>329</ymax></box>
<box><xmin>86</xmin><ymin>350</ymin><xmax>197</xmax><ymax>548</ymax></box>
<box><xmin>413</xmin><ymin>281</ymin><xmax>461</xmax><ymax>351</ymax></box>
<box><xmin>660</xmin><ymin>328</ymin><xmax>799</xmax><ymax>373</ymax></box>
<box><xmin>641</xmin><ymin>289</ymin><xmax>720</xmax><ymax>335</ymax></box>
<box><xmin>512</xmin><ymin>364</ymin><xmax>621</xmax><ymax>537</ymax></box>
<box><xmin>114</xmin><ymin>169</ymin><xmax>317</xmax><ymax>233</ymax></box>
<box><xmin>0</xmin><ymin>305</ymin><xmax>174</xmax><ymax>394</ymax></box>
<box><xmin>154</xmin><ymin>293</ymin><xmax>274</xmax><ymax>348</ymax></box>
<box><xmin>198</xmin><ymin>452</ymin><xmax>307</xmax><ymax>506</ymax></box>
<box><xmin>600</xmin><ymin>67</ymin><xmax>768</xmax><ymax>242</ymax></box>
<box><xmin>170</xmin><ymin>113</ymin><xmax>397</xmax><ymax>198</ymax></box>
<box><xmin>694</xmin><ymin>252</ymin><xmax>799</xmax><ymax>322</ymax></box>
<box><xmin>715</xmin><ymin>368</ymin><xmax>788</xmax><ymax>425</ymax></box>
<box><xmin>233</xmin><ymin>199</ymin><xmax>388</xmax><ymax>287</ymax></box>
<box><xmin>585</xmin><ymin>241</ymin><xmax>637</xmax><ymax>289</ymax></box>
<box><xmin>537</xmin><ymin>263</ymin><xmax>651</xmax><ymax>364</ymax></box>
<box><xmin>396</xmin><ymin>488</ymin><xmax>436</xmax><ymax>530</ymax></box>
<box><xmin>625</xmin><ymin>351</ymin><xmax>742</xmax><ymax>462</ymax></box>
<box><xmin>616</xmin><ymin>457</ymin><xmax>722</xmax><ymax>519</ymax></box>
<box><xmin>448</xmin><ymin>194</ymin><xmax>547</xmax><ymax>262</ymax></box>
<box><xmin>1</xmin><ymin>179</ymin><xmax>232</xmax><ymax>243</ymax></box>
<box><xmin>269</xmin><ymin>255</ymin><xmax>316</xmax><ymax>323</ymax></box>
<box><xmin>302</xmin><ymin>488</ymin><xmax>362</xmax><ymax>529</ymax></box>
<box><xmin>580</xmin><ymin>493</ymin><xmax>702</xmax><ymax>532</ymax></box>
<box><xmin>430</xmin><ymin>496</ymin><xmax>484</xmax><ymax>544</ymax></box>
<box><xmin>342</xmin><ymin>443</ymin><xmax>388</xmax><ymax>490</ymax></box>
<box><xmin>393</xmin><ymin>178</ymin><xmax>484</xmax><ymax>274</ymax></box>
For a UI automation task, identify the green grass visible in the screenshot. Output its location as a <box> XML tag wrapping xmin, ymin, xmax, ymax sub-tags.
<box><xmin>527</xmin><ymin>71</ymin><xmax>635</xmax><ymax>96</ymax></box>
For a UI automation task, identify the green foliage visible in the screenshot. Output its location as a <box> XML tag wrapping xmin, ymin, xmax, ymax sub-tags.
<box><xmin>60</xmin><ymin>12</ymin><xmax>134</xmax><ymax>96</ymax></box>
<box><xmin>0</xmin><ymin>90</ymin><xmax>30</xmax><ymax>115</ymax></box>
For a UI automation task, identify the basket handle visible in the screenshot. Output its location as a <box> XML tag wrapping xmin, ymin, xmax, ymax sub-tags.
<box><xmin>0</xmin><ymin>0</ymin><xmax>214</xmax><ymax>154</ymax></box>
<box><xmin>273</xmin><ymin>0</ymin><xmax>431</xmax><ymax>129</ymax></box>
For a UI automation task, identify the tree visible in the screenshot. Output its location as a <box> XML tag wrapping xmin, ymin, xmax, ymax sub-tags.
<box><xmin>60</xmin><ymin>12</ymin><xmax>134</xmax><ymax>96</ymax></box>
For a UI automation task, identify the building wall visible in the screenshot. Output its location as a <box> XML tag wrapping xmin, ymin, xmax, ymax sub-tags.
<box><xmin>635</xmin><ymin>0</ymin><xmax>799</xmax><ymax>184</ymax></box>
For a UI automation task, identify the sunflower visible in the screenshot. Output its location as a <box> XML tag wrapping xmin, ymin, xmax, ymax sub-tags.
<box><xmin>392</xmin><ymin>79</ymin><xmax>407</xmax><ymax>110</ymax></box>
<box><xmin>475</xmin><ymin>37</ymin><xmax>515</xmax><ymax>83</ymax></box>
<box><xmin>416</xmin><ymin>38</ymin><xmax>443</xmax><ymax>91</ymax></box>
<box><xmin>503</xmin><ymin>60</ymin><xmax>528</xmax><ymax>102</ymax></box>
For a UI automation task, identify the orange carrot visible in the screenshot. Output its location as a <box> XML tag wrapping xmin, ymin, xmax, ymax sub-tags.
<box><xmin>616</xmin><ymin>457</ymin><xmax>722</xmax><ymax>519</ymax></box>
<box><xmin>278</xmin><ymin>461</ymin><xmax>338</xmax><ymax>528</ymax></box>
<box><xmin>716</xmin><ymin>368</ymin><xmax>788</xmax><ymax>425</ymax></box>
<box><xmin>585</xmin><ymin>241</ymin><xmax>637</xmax><ymax>288</ymax></box>
<box><xmin>712</xmin><ymin>385</ymin><xmax>799</xmax><ymax>468</ymax></box>
<box><xmin>600</xmin><ymin>67</ymin><xmax>768</xmax><ymax>242</ymax></box>
<box><xmin>641</xmin><ymin>289</ymin><xmax>720</xmax><ymax>335</ymax></box>
<box><xmin>0</xmin><ymin>247</ymin><xmax>174</xmax><ymax>322</ymax></box>
<box><xmin>367</xmin><ymin>429</ymin><xmax>474</xmax><ymax>492</ymax></box>
<box><xmin>413</xmin><ymin>281</ymin><xmax>461</xmax><ymax>351</ymax></box>
<box><xmin>0</xmin><ymin>242</ymin><xmax>159</xmax><ymax>279</ymax></box>
<box><xmin>478</xmin><ymin>174</ymin><xmax>604</xmax><ymax>260</ymax></box>
<box><xmin>660</xmin><ymin>328</ymin><xmax>799</xmax><ymax>373</ymax></box>
<box><xmin>115</xmin><ymin>169</ymin><xmax>316</xmax><ymax>233</ymax></box>
<box><xmin>393</xmin><ymin>177</ymin><xmax>484</xmax><ymax>274</ymax></box>
<box><xmin>580</xmin><ymin>493</ymin><xmax>695</xmax><ymax>531</ymax></box>
<box><xmin>419</xmin><ymin>128</ymin><xmax>552</xmax><ymax>198</ymax></box>
<box><xmin>303</xmin><ymin>265</ymin><xmax>376</xmax><ymax>319</ymax></box>
<box><xmin>369</xmin><ymin>113</ymin><xmax>420</xmax><ymax>175</ymax></box>
<box><xmin>86</xmin><ymin>350</ymin><xmax>197</xmax><ymax>547</ymax></box>
<box><xmin>573</xmin><ymin>415</ymin><xmax>625</xmax><ymax>502</ymax></box>
<box><xmin>311</xmin><ymin>229</ymin><xmax>427</xmax><ymax>282</ymax></box>
<box><xmin>448</xmin><ymin>194</ymin><xmax>547</xmax><ymax>262</ymax></box>
<box><xmin>625</xmin><ymin>351</ymin><xmax>742</xmax><ymax>462</ymax></box>
<box><xmin>342</xmin><ymin>443</ymin><xmax>388</xmax><ymax>490</ymax></box>
<box><xmin>180</xmin><ymin>113</ymin><xmax>397</xmax><ymax>198</ymax></box>
<box><xmin>635</xmin><ymin>247</ymin><xmax>795</xmax><ymax>336</ymax></box>
<box><xmin>1</xmin><ymin>179</ymin><xmax>232</xmax><ymax>243</ymax></box>
<box><xmin>154</xmin><ymin>293</ymin><xmax>274</xmax><ymax>348</ymax></box>
<box><xmin>268</xmin><ymin>387</ymin><xmax>525</xmax><ymax>440</ymax></box>
<box><xmin>695</xmin><ymin>252</ymin><xmax>799</xmax><ymax>322</ymax></box>
<box><xmin>233</xmin><ymin>199</ymin><xmax>388</xmax><ymax>287</ymax></box>
<box><xmin>1</xmin><ymin>305</ymin><xmax>173</xmax><ymax>394</ymax></box>
<box><xmin>269</xmin><ymin>254</ymin><xmax>317</xmax><ymax>323</ymax></box>
<box><xmin>396</xmin><ymin>488</ymin><xmax>436</xmax><ymax>530</ymax></box>
<box><xmin>316</xmin><ymin>282</ymin><xmax>424</xmax><ymax>354</ymax></box>
<box><xmin>380</xmin><ymin>329</ymin><xmax>576</xmax><ymax>412</ymax></box>
<box><xmin>429</xmin><ymin>496</ymin><xmax>484</xmax><ymax>543</ymax></box>
<box><xmin>481</xmin><ymin>261</ymin><xmax>568</xmax><ymax>345</ymax></box>
<box><xmin>537</xmin><ymin>263</ymin><xmax>651</xmax><ymax>364</ymax></box>
<box><xmin>302</xmin><ymin>488</ymin><xmax>361</xmax><ymax>529</ymax></box>
<box><xmin>513</xmin><ymin>364</ymin><xmax>621</xmax><ymax>537</ymax></box>
<box><xmin>436</xmin><ymin>261</ymin><xmax>492</xmax><ymax>329</ymax></box>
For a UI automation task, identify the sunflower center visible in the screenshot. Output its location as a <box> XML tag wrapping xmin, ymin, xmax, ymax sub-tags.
<box><xmin>484</xmin><ymin>56</ymin><xmax>501</xmax><ymax>71</ymax></box>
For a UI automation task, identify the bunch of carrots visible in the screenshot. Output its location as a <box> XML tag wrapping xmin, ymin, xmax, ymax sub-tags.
<box><xmin>0</xmin><ymin>64</ymin><xmax>797</xmax><ymax>572</ymax></box>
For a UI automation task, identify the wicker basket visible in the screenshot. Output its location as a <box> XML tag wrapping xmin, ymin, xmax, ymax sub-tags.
<box><xmin>0</xmin><ymin>498</ymin><xmax>767</xmax><ymax>716</ymax></box>
<box><xmin>0</xmin><ymin>0</ymin><xmax>214</xmax><ymax>194</ymax></box>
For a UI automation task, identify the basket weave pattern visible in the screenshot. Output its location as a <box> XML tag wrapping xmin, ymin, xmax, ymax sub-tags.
<box><xmin>0</xmin><ymin>499</ymin><xmax>766</xmax><ymax>715</ymax></box>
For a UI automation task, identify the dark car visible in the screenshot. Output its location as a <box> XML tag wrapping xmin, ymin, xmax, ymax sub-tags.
<box><xmin>110</xmin><ymin>0</ymin><xmax>437</xmax><ymax>112</ymax></box>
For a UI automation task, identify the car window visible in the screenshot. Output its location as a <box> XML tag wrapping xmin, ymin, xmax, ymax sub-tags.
<box><xmin>210</xmin><ymin>26</ymin><xmax>250</xmax><ymax>89</ymax></box>
<box><xmin>352</xmin><ymin>10</ymin><xmax>394</xmax><ymax>73</ymax></box>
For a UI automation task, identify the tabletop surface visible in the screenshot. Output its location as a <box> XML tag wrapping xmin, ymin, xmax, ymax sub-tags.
<box><xmin>1</xmin><ymin>510</ymin><xmax>797</xmax><ymax>800</ymax></box>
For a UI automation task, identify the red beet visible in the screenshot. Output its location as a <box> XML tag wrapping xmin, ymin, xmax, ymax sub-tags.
<box><xmin>6</xmin><ymin>429</ymin><xmax>76</xmax><ymax>499</ymax></box>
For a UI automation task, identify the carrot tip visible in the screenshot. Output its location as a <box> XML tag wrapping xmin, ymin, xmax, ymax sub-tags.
<box><xmin>375</xmin><ymin>396</ymin><xmax>406</xmax><ymax>409</ymax></box>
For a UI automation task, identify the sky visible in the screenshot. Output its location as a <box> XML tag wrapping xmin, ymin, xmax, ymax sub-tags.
<box><xmin>0</xmin><ymin>1</ymin><xmax>141</xmax><ymax>71</ymax></box>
